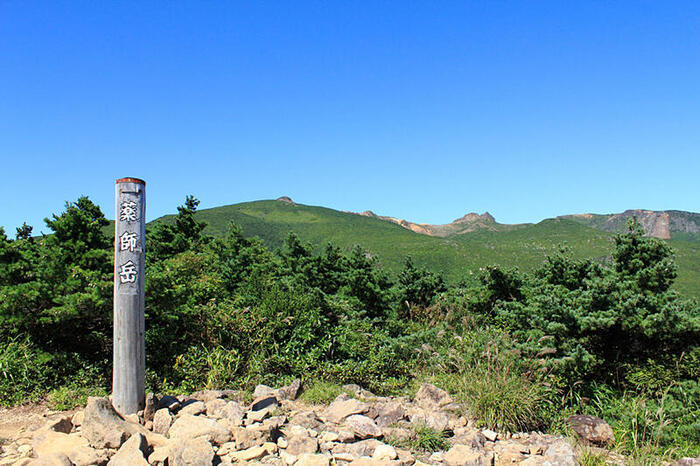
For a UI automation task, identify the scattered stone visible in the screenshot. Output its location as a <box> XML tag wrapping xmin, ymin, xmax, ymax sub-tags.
<box><xmin>168</xmin><ymin>414</ymin><xmax>232</xmax><ymax>445</ymax></box>
<box><xmin>296</xmin><ymin>453</ymin><xmax>330</xmax><ymax>466</ymax></box>
<box><xmin>228</xmin><ymin>442</ymin><xmax>277</xmax><ymax>462</ymax></box>
<box><xmin>157</xmin><ymin>395</ymin><xmax>180</xmax><ymax>412</ymax></box>
<box><xmin>408</xmin><ymin>407</ymin><xmax>450</xmax><ymax>432</ymax></box>
<box><xmin>167</xmin><ymin>437</ymin><xmax>215</xmax><ymax>466</ymax></box>
<box><xmin>44</xmin><ymin>416</ymin><xmax>72</xmax><ymax>434</ymax></box>
<box><xmin>675</xmin><ymin>458</ymin><xmax>700</xmax><ymax>466</ymax></box>
<box><xmin>152</xmin><ymin>408</ymin><xmax>172</xmax><ymax>435</ymax></box>
<box><xmin>232</xmin><ymin>426</ymin><xmax>268</xmax><ymax>449</ymax></box>
<box><xmin>189</xmin><ymin>389</ymin><xmax>225</xmax><ymax>403</ymax></box>
<box><xmin>25</xmin><ymin>453</ymin><xmax>73</xmax><ymax>466</ymax></box>
<box><xmin>543</xmin><ymin>440</ymin><xmax>577</xmax><ymax>465</ymax></box>
<box><xmin>71</xmin><ymin>411</ymin><xmax>84</xmax><ymax>428</ymax></box>
<box><xmin>277</xmin><ymin>379</ymin><xmax>302</xmax><ymax>401</ymax></box>
<box><xmin>252</xmin><ymin>395</ymin><xmax>279</xmax><ymax>412</ymax></box>
<box><xmin>81</xmin><ymin>397</ymin><xmax>131</xmax><ymax>449</ymax></box>
<box><xmin>254</xmin><ymin>384</ymin><xmax>277</xmax><ymax>399</ymax></box>
<box><xmin>345</xmin><ymin>414</ymin><xmax>383</xmax><ymax>439</ymax></box>
<box><xmin>443</xmin><ymin>444</ymin><xmax>493</xmax><ymax>466</ymax></box>
<box><xmin>290</xmin><ymin>411</ymin><xmax>322</xmax><ymax>429</ymax></box>
<box><xmin>178</xmin><ymin>400</ymin><xmax>206</xmax><ymax>416</ymax></box>
<box><xmin>481</xmin><ymin>429</ymin><xmax>498</xmax><ymax>442</ymax></box>
<box><xmin>323</xmin><ymin>394</ymin><xmax>370</xmax><ymax>424</ymax></box>
<box><xmin>414</xmin><ymin>383</ymin><xmax>453</xmax><ymax>410</ymax></box>
<box><xmin>143</xmin><ymin>393</ymin><xmax>158</xmax><ymax>422</ymax></box>
<box><xmin>372</xmin><ymin>401</ymin><xmax>406</xmax><ymax>427</ymax></box>
<box><xmin>286</xmin><ymin>431</ymin><xmax>319</xmax><ymax>456</ymax></box>
<box><xmin>107</xmin><ymin>432</ymin><xmax>148</xmax><ymax>466</ymax></box>
<box><xmin>567</xmin><ymin>415</ymin><xmax>615</xmax><ymax>447</ymax></box>
<box><xmin>372</xmin><ymin>443</ymin><xmax>398</xmax><ymax>460</ymax></box>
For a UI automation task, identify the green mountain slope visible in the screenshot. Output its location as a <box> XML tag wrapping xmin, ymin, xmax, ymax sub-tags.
<box><xmin>149</xmin><ymin>199</ymin><xmax>700</xmax><ymax>298</ymax></box>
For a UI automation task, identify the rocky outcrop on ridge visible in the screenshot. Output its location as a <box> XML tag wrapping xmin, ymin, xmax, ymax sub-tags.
<box><xmin>1</xmin><ymin>381</ymin><xmax>696</xmax><ymax>465</ymax></box>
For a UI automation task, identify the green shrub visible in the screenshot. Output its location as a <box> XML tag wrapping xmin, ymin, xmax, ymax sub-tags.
<box><xmin>298</xmin><ymin>380</ymin><xmax>345</xmax><ymax>404</ymax></box>
<box><xmin>0</xmin><ymin>337</ymin><xmax>53</xmax><ymax>405</ymax></box>
<box><xmin>410</xmin><ymin>424</ymin><xmax>450</xmax><ymax>452</ymax></box>
<box><xmin>432</xmin><ymin>328</ymin><xmax>556</xmax><ymax>432</ymax></box>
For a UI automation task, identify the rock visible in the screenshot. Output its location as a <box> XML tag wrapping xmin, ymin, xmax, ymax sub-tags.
<box><xmin>675</xmin><ymin>458</ymin><xmax>700</xmax><ymax>466</ymax></box>
<box><xmin>319</xmin><ymin>431</ymin><xmax>339</xmax><ymax>443</ymax></box>
<box><xmin>167</xmin><ymin>437</ymin><xmax>215</xmax><ymax>466</ymax></box>
<box><xmin>443</xmin><ymin>444</ymin><xmax>493</xmax><ymax>466</ymax></box>
<box><xmin>296</xmin><ymin>453</ymin><xmax>330</xmax><ymax>466</ymax></box>
<box><xmin>414</xmin><ymin>383</ymin><xmax>453</xmax><ymax>411</ymax></box>
<box><xmin>290</xmin><ymin>411</ymin><xmax>322</xmax><ymax>429</ymax></box>
<box><xmin>348</xmin><ymin>459</ymin><xmax>396</xmax><ymax>466</ymax></box>
<box><xmin>323</xmin><ymin>394</ymin><xmax>370</xmax><ymax>424</ymax></box>
<box><xmin>543</xmin><ymin>440</ymin><xmax>577</xmax><ymax>465</ymax></box>
<box><xmin>71</xmin><ymin>411</ymin><xmax>84</xmax><ymax>428</ymax></box>
<box><xmin>252</xmin><ymin>395</ymin><xmax>279</xmax><ymax>412</ymax></box>
<box><xmin>372</xmin><ymin>443</ymin><xmax>398</xmax><ymax>460</ymax></box>
<box><xmin>277</xmin><ymin>379</ymin><xmax>302</xmax><ymax>400</ymax></box>
<box><xmin>449</xmin><ymin>428</ymin><xmax>485</xmax><ymax>449</ymax></box>
<box><xmin>338</xmin><ymin>429</ymin><xmax>356</xmax><ymax>443</ymax></box>
<box><xmin>396</xmin><ymin>448</ymin><xmax>414</xmax><ymax>465</ymax></box>
<box><xmin>143</xmin><ymin>393</ymin><xmax>158</xmax><ymax>422</ymax></box>
<box><xmin>408</xmin><ymin>408</ymin><xmax>450</xmax><ymax>432</ymax></box>
<box><xmin>481</xmin><ymin>429</ymin><xmax>498</xmax><ymax>442</ymax></box>
<box><xmin>345</xmin><ymin>414</ymin><xmax>383</xmax><ymax>439</ymax></box>
<box><xmin>152</xmin><ymin>408</ymin><xmax>172</xmax><ymax>435</ymax></box>
<box><xmin>168</xmin><ymin>414</ymin><xmax>232</xmax><ymax>445</ymax></box>
<box><xmin>81</xmin><ymin>397</ymin><xmax>130</xmax><ymax>448</ymax></box>
<box><xmin>342</xmin><ymin>384</ymin><xmax>376</xmax><ymax>399</ymax></box>
<box><xmin>228</xmin><ymin>442</ymin><xmax>277</xmax><ymax>462</ymax></box>
<box><xmin>254</xmin><ymin>384</ymin><xmax>277</xmax><ymax>398</ymax></box>
<box><xmin>66</xmin><ymin>447</ymin><xmax>111</xmax><ymax>466</ymax></box>
<box><xmin>25</xmin><ymin>453</ymin><xmax>73</xmax><ymax>466</ymax></box>
<box><xmin>107</xmin><ymin>432</ymin><xmax>148</xmax><ymax>466</ymax></box>
<box><xmin>157</xmin><ymin>395</ymin><xmax>180</xmax><ymax>412</ymax></box>
<box><xmin>493</xmin><ymin>441</ymin><xmax>528</xmax><ymax>463</ymax></box>
<box><xmin>44</xmin><ymin>416</ymin><xmax>73</xmax><ymax>434</ymax></box>
<box><xmin>223</xmin><ymin>400</ymin><xmax>245</xmax><ymax>425</ymax></box>
<box><xmin>567</xmin><ymin>415</ymin><xmax>615</xmax><ymax>446</ymax></box>
<box><xmin>331</xmin><ymin>439</ymin><xmax>382</xmax><ymax>458</ymax></box>
<box><xmin>189</xmin><ymin>389</ymin><xmax>225</xmax><ymax>403</ymax></box>
<box><xmin>249</xmin><ymin>405</ymin><xmax>276</xmax><ymax>423</ymax></box>
<box><xmin>32</xmin><ymin>429</ymin><xmax>109</xmax><ymax>466</ymax></box>
<box><xmin>372</xmin><ymin>401</ymin><xmax>406</xmax><ymax>428</ymax></box>
<box><xmin>382</xmin><ymin>427</ymin><xmax>413</xmax><ymax>445</ymax></box>
<box><xmin>232</xmin><ymin>426</ymin><xmax>268</xmax><ymax>449</ymax></box>
<box><xmin>204</xmin><ymin>398</ymin><xmax>228</xmax><ymax>417</ymax></box>
<box><xmin>286</xmin><ymin>432</ymin><xmax>319</xmax><ymax>455</ymax></box>
<box><xmin>178</xmin><ymin>400</ymin><xmax>206</xmax><ymax>416</ymax></box>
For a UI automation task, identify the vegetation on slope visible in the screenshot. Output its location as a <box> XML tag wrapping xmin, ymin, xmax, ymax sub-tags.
<box><xmin>151</xmin><ymin>199</ymin><xmax>700</xmax><ymax>298</ymax></box>
<box><xmin>1</xmin><ymin>195</ymin><xmax>699</xmax><ymax>461</ymax></box>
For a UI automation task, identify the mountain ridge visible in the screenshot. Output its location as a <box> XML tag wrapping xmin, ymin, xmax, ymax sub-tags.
<box><xmin>148</xmin><ymin>198</ymin><xmax>700</xmax><ymax>298</ymax></box>
<box><xmin>343</xmin><ymin>203</ymin><xmax>698</xmax><ymax>240</ymax></box>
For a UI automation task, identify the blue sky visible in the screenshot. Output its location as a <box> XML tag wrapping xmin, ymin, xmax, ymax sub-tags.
<box><xmin>1</xmin><ymin>1</ymin><xmax>698</xmax><ymax>234</ymax></box>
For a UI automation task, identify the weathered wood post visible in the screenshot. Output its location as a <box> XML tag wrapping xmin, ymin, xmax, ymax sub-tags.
<box><xmin>113</xmin><ymin>177</ymin><xmax>146</xmax><ymax>415</ymax></box>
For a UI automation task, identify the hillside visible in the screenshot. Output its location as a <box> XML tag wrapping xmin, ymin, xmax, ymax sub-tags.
<box><xmin>349</xmin><ymin>210</ymin><xmax>529</xmax><ymax>237</ymax></box>
<box><xmin>559</xmin><ymin>210</ymin><xmax>700</xmax><ymax>241</ymax></box>
<box><xmin>150</xmin><ymin>199</ymin><xmax>700</xmax><ymax>298</ymax></box>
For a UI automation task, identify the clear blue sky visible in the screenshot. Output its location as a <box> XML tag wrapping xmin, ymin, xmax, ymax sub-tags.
<box><xmin>1</xmin><ymin>1</ymin><xmax>699</xmax><ymax>234</ymax></box>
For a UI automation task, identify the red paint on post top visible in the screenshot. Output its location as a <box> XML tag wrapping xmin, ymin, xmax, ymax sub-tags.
<box><xmin>116</xmin><ymin>177</ymin><xmax>146</xmax><ymax>185</ymax></box>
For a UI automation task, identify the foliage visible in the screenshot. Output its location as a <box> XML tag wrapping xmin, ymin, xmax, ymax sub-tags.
<box><xmin>298</xmin><ymin>381</ymin><xmax>346</xmax><ymax>404</ymax></box>
<box><xmin>429</xmin><ymin>328</ymin><xmax>556</xmax><ymax>432</ymax></box>
<box><xmin>1</xmin><ymin>196</ymin><xmax>698</xmax><ymax>462</ymax></box>
<box><xmin>0</xmin><ymin>337</ymin><xmax>53</xmax><ymax>405</ymax></box>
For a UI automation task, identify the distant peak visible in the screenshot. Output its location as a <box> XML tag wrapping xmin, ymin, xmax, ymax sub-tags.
<box><xmin>452</xmin><ymin>212</ymin><xmax>496</xmax><ymax>224</ymax></box>
<box><xmin>358</xmin><ymin>210</ymin><xmax>378</xmax><ymax>218</ymax></box>
<box><xmin>276</xmin><ymin>196</ymin><xmax>295</xmax><ymax>205</ymax></box>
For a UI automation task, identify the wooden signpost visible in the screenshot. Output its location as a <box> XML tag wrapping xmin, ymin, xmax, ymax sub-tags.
<box><xmin>113</xmin><ymin>177</ymin><xmax>146</xmax><ymax>415</ymax></box>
